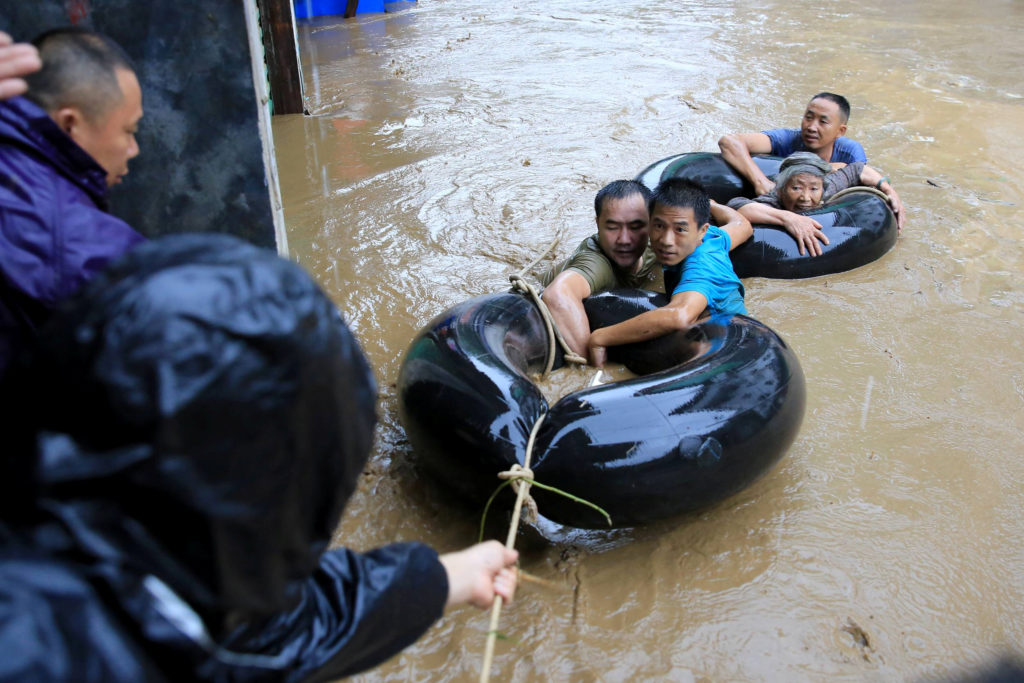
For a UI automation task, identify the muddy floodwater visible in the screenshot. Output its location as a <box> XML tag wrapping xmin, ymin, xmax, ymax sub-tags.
<box><xmin>272</xmin><ymin>1</ymin><xmax>1024</xmax><ymax>680</ymax></box>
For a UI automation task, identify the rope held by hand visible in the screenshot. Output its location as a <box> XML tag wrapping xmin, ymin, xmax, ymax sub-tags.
<box><xmin>478</xmin><ymin>239</ymin><xmax>604</xmax><ymax>681</ymax></box>
<box><xmin>478</xmin><ymin>414</ymin><xmax>545</xmax><ymax>683</ymax></box>
<box><xmin>477</xmin><ymin>415</ymin><xmax>612</xmax><ymax>683</ymax></box>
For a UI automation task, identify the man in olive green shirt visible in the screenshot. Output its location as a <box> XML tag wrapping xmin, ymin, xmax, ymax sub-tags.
<box><xmin>540</xmin><ymin>179</ymin><xmax>657</xmax><ymax>357</ymax></box>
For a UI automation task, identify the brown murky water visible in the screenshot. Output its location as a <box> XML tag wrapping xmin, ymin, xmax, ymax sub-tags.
<box><xmin>272</xmin><ymin>1</ymin><xmax>1024</xmax><ymax>680</ymax></box>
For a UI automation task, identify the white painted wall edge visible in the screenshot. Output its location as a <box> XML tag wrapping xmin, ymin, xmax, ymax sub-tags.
<box><xmin>242</xmin><ymin>0</ymin><xmax>290</xmax><ymax>258</ymax></box>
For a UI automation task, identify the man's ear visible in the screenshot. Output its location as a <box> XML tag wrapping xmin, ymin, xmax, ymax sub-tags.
<box><xmin>838</xmin><ymin>122</ymin><xmax>848</xmax><ymax>137</ymax></box>
<box><xmin>699</xmin><ymin>222</ymin><xmax>710</xmax><ymax>236</ymax></box>
<box><xmin>51</xmin><ymin>106</ymin><xmax>84</xmax><ymax>137</ymax></box>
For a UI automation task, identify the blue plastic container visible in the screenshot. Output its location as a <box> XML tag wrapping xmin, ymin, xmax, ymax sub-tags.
<box><xmin>293</xmin><ymin>0</ymin><xmax>387</xmax><ymax>18</ymax></box>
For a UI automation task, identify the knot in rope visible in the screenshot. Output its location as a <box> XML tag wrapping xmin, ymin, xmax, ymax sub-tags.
<box><xmin>507</xmin><ymin>273</ymin><xmax>532</xmax><ymax>296</ymax></box>
<box><xmin>478</xmin><ymin>409</ymin><xmax>611</xmax><ymax>682</ymax></box>
<box><xmin>497</xmin><ymin>463</ymin><xmax>534</xmax><ymax>486</ymax></box>
<box><xmin>497</xmin><ymin>464</ymin><xmax>537</xmax><ymax>523</ymax></box>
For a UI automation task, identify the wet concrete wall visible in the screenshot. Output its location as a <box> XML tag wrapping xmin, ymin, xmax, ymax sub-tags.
<box><xmin>2</xmin><ymin>2</ymin><xmax>282</xmax><ymax>250</ymax></box>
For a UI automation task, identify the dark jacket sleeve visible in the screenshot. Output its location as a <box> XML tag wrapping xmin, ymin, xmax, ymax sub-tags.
<box><xmin>727</xmin><ymin>192</ymin><xmax>780</xmax><ymax>211</ymax></box>
<box><xmin>218</xmin><ymin>542</ymin><xmax>449</xmax><ymax>682</ymax></box>
<box><xmin>823</xmin><ymin>161</ymin><xmax>865</xmax><ymax>198</ymax></box>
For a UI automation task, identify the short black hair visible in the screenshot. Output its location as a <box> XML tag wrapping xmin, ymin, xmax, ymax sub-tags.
<box><xmin>594</xmin><ymin>179</ymin><xmax>652</xmax><ymax>217</ymax></box>
<box><xmin>24</xmin><ymin>27</ymin><xmax>135</xmax><ymax>121</ymax></box>
<box><xmin>649</xmin><ymin>178</ymin><xmax>710</xmax><ymax>226</ymax></box>
<box><xmin>809</xmin><ymin>92</ymin><xmax>851</xmax><ymax>123</ymax></box>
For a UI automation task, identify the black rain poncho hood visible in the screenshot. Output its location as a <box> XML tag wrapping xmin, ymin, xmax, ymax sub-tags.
<box><xmin>0</xmin><ymin>234</ymin><xmax>447</xmax><ymax>681</ymax></box>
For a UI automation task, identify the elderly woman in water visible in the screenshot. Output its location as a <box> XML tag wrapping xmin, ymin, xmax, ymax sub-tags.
<box><xmin>727</xmin><ymin>151</ymin><xmax>905</xmax><ymax>256</ymax></box>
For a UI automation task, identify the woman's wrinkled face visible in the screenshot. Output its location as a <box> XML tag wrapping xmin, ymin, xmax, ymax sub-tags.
<box><xmin>781</xmin><ymin>173</ymin><xmax>825</xmax><ymax>212</ymax></box>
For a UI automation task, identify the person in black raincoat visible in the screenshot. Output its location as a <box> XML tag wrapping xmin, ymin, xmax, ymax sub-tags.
<box><xmin>0</xmin><ymin>234</ymin><xmax>516</xmax><ymax>682</ymax></box>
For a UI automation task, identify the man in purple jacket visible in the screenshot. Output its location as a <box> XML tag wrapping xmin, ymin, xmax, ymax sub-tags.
<box><xmin>0</xmin><ymin>27</ymin><xmax>146</xmax><ymax>377</ymax></box>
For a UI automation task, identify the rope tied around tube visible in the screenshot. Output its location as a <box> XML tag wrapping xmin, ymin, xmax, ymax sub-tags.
<box><xmin>826</xmin><ymin>185</ymin><xmax>891</xmax><ymax>204</ymax></box>
<box><xmin>477</xmin><ymin>236</ymin><xmax>607</xmax><ymax>682</ymax></box>
<box><xmin>508</xmin><ymin>274</ymin><xmax>587</xmax><ymax>375</ymax></box>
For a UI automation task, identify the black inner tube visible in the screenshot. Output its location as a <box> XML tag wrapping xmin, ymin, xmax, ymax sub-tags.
<box><xmin>635</xmin><ymin>152</ymin><xmax>898</xmax><ymax>278</ymax></box>
<box><xmin>398</xmin><ymin>290</ymin><xmax>806</xmax><ymax>529</ymax></box>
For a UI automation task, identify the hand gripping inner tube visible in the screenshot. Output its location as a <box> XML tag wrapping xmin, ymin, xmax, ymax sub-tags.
<box><xmin>397</xmin><ymin>289</ymin><xmax>806</xmax><ymax>529</ymax></box>
<box><xmin>636</xmin><ymin>152</ymin><xmax>898</xmax><ymax>279</ymax></box>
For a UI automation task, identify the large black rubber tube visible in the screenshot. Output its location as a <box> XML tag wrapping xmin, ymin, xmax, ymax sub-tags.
<box><xmin>635</xmin><ymin>152</ymin><xmax>898</xmax><ymax>279</ymax></box>
<box><xmin>729</xmin><ymin>190</ymin><xmax>898</xmax><ymax>278</ymax></box>
<box><xmin>397</xmin><ymin>290</ymin><xmax>805</xmax><ymax>529</ymax></box>
<box><xmin>397</xmin><ymin>292</ymin><xmax>549</xmax><ymax>505</ymax></box>
<box><xmin>636</xmin><ymin>152</ymin><xmax>784</xmax><ymax>204</ymax></box>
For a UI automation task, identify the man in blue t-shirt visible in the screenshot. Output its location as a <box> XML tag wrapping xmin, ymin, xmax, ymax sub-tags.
<box><xmin>718</xmin><ymin>92</ymin><xmax>867</xmax><ymax>197</ymax></box>
<box><xmin>587</xmin><ymin>178</ymin><xmax>751</xmax><ymax>367</ymax></box>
